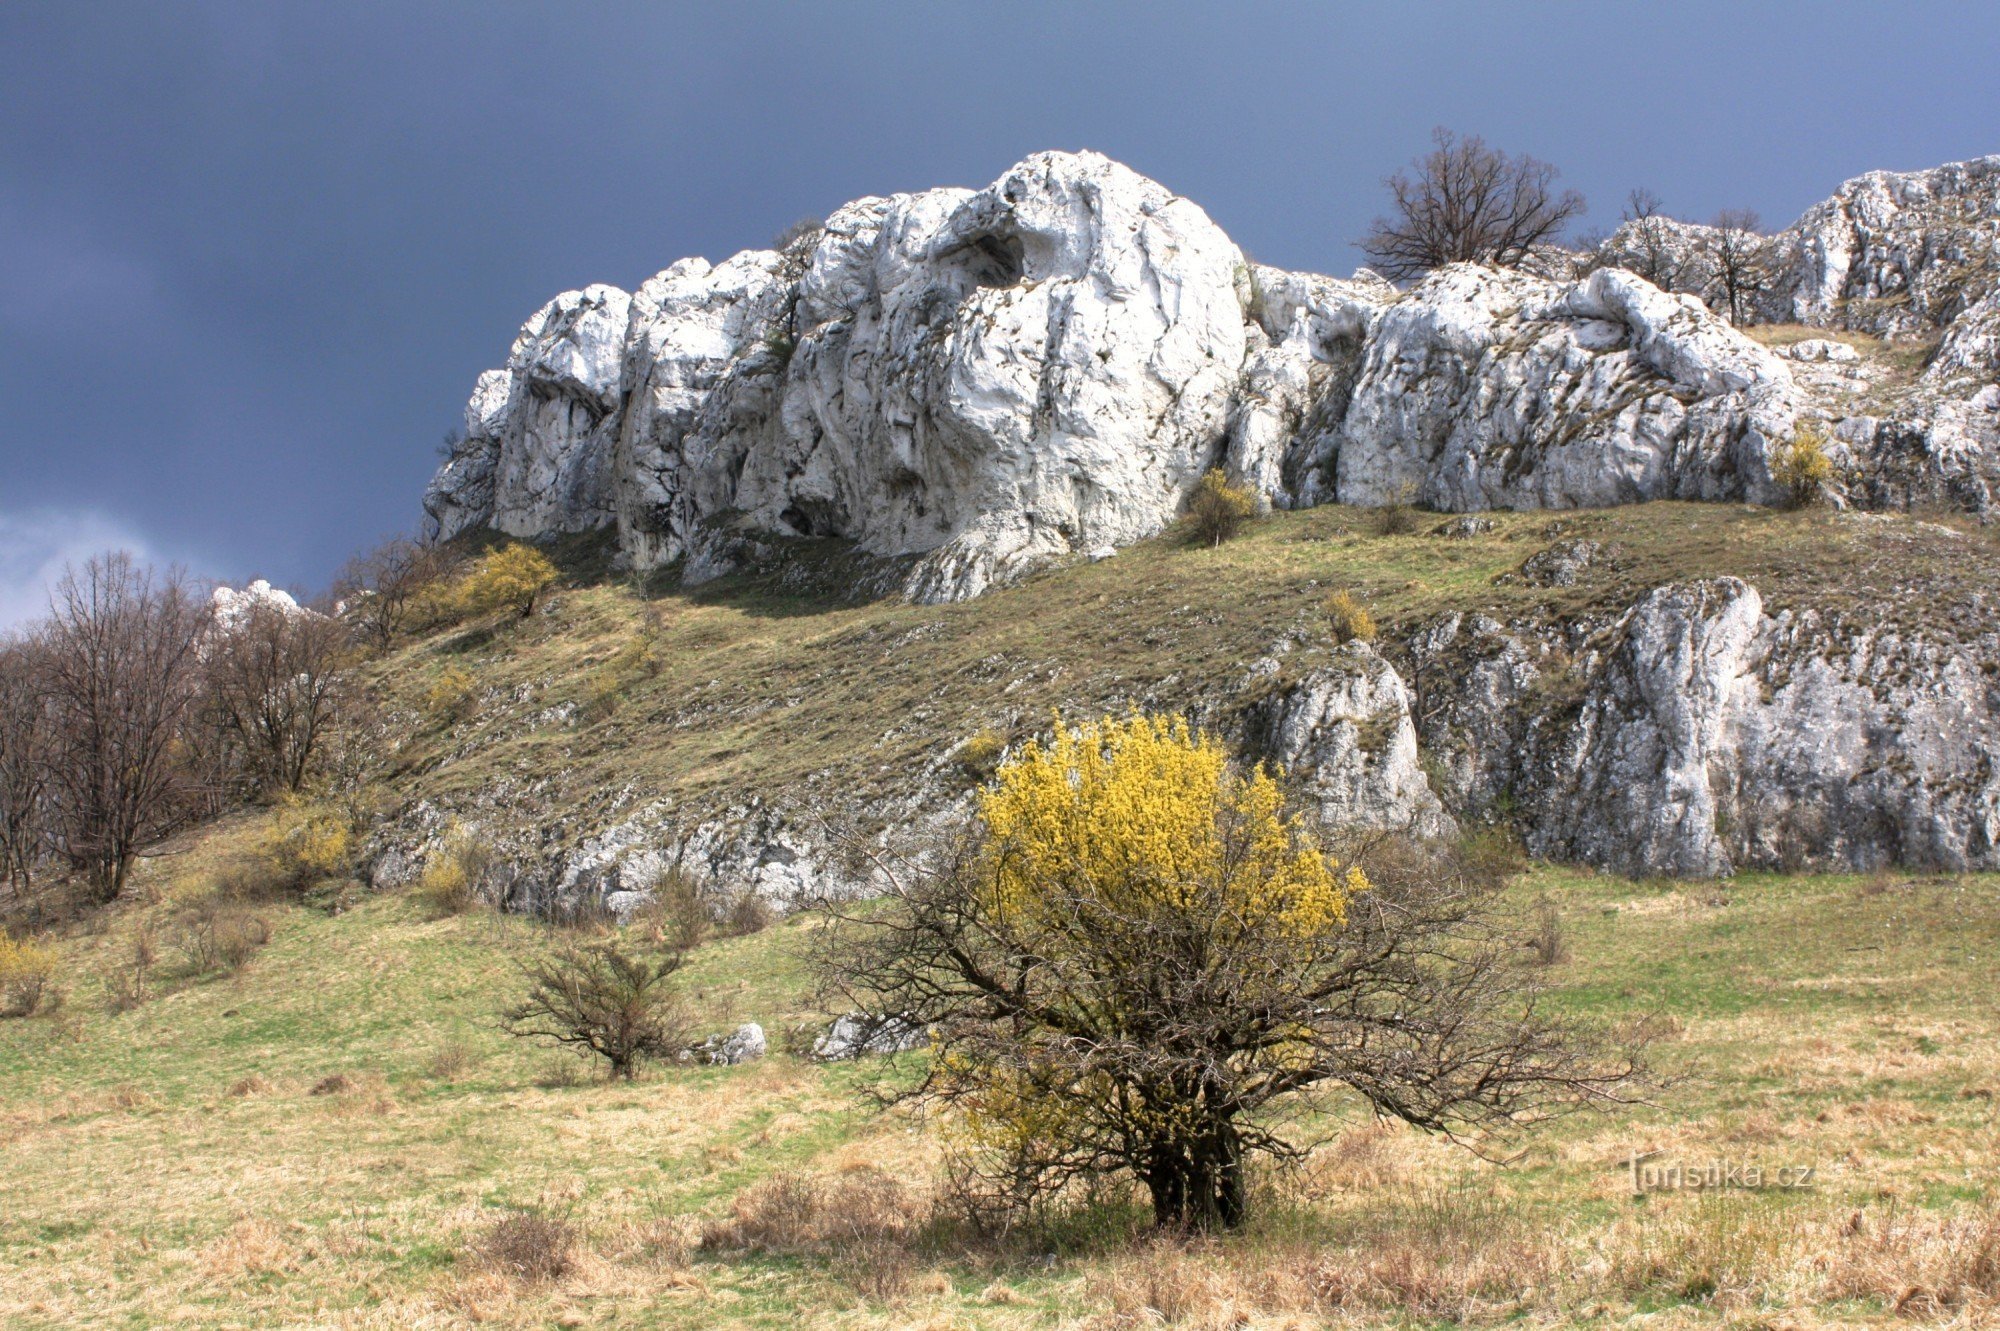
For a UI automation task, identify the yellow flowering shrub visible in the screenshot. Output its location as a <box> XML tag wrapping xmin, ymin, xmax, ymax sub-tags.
<box><xmin>0</xmin><ymin>932</ymin><xmax>58</xmax><ymax>1017</ymax></box>
<box><xmin>979</xmin><ymin>713</ymin><xmax>1361</xmax><ymax>940</ymax></box>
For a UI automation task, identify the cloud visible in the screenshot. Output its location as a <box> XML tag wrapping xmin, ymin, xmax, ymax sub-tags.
<box><xmin>0</xmin><ymin>508</ymin><xmax>169</xmax><ymax>631</ymax></box>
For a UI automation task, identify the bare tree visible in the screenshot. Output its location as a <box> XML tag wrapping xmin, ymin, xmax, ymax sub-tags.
<box><xmin>0</xmin><ymin>639</ymin><xmax>52</xmax><ymax>893</ymax></box>
<box><xmin>333</xmin><ymin>535</ymin><xmax>447</xmax><ymax>648</ymax></box>
<box><xmin>1361</xmin><ymin>128</ymin><xmax>1587</xmax><ymax>282</ymax></box>
<box><xmin>206</xmin><ymin>601</ymin><xmax>351</xmax><ymax>795</ymax></box>
<box><xmin>40</xmin><ymin>555</ymin><xmax>211</xmax><ymax>899</ymax></box>
<box><xmin>1709</xmin><ymin>208</ymin><xmax>1773</xmax><ymax>325</ymax></box>
<box><xmin>1616</xmin><ymin>189</ymin><xmax>1690</xmax><ymax>290</ymax></box>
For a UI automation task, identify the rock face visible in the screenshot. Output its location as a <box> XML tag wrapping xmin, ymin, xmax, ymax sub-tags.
<box><xmin>1409</xmin><ymin>576</ymin><xmax>2000</xmax><ymax>877</ymax></box>
<box><xmin>434</xmin><ymin>151</ymin><xmax>1252</xmax><ymax>601</ymax></box>
<box><xmin>396</xmin><ymin>150</ymin><xmax>2000</xmax><ymax>902</ymax></box>
<box><xmin>1596</xmin><ymin>157</ymin><xmax>2000</xmax><ymax>516</ymax></box>
<box><xmin>210</xmin><ymin>579</ymin><xmax>307</xmax><ymax>629</ymax></box>
<box><xmin>428</xmin><ymin>150</ymin><xmax>2000</xmax><ymax>600</ymax></box>
<box><xmin>1254</xmin><ymin>641</ymin><xmax>1454</xmax><ymax>841</ymax></box>
<box><xmin>1301</xmin><ymin>267</ymin><xmax>1799</xmax><ymax>511</ymax></box>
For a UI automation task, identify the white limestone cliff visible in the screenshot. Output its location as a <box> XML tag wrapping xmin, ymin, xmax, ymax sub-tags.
<box><xmin>429</xmin><ymin>149</ymin><xmax>2000</xmax><ymax>600</ymax></box>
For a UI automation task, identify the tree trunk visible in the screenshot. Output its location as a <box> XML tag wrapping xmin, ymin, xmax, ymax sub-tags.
<box><xmin>1143</xmin><ymin>1119</ymin><xmax>1248</xmax><ymax>1231</ymax></box>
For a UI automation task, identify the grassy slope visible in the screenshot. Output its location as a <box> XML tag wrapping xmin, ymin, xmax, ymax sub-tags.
<box><xmin>4</xmin><ymin>501</ymin><xmax>2000</xmax><ymax>1328</ymax></box>
<box><xmin>370</xmin><ymin>501</ymin><xmax>1998</xmax><ymax>833</ymax></box>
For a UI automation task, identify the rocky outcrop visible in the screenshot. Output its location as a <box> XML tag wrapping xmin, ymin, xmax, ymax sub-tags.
<box><xmin>210</xmin><ymin>579</ymin><xmax>307</xmax><ymax>629</ymax></box>
<box><xmin>689</xmin><ymin>1023</ymin><xmax>767</xmax><ymax>1066</ymax></box>
<box><xmin>428</xmin><ymin>150</ymin><xmax>1998</xmax><ymax>602</ymax></box>
<box><xmin>1411</xmin><ymin>577</ymin><xmax>2000</xmax><ymax>877</ymax></box>
<box><xmin>1253</xmin><ymin>640</ymin><xmax>1454</xmax><ymax>840</ymax></box>
<box><xmin>433</xmin><ymin>151</ymin><xmax>1253</xmax><ymax>601</ymax></box>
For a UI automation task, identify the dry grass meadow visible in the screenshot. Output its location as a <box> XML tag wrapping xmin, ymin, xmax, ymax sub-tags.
<box><xmin>4</xmin><ymin>825</ymin><xmax>1997</xmax><ymax>1328</ymax></box>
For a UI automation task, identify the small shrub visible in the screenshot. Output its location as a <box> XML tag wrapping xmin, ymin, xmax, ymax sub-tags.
<box><xmin>1183</xmin><ymin>469</ymin><xmax>1256</xmax><ymax>547</ymax></box>
<box><xmin>635</xmin><ymin>866</ymin><xmax>708</xmax><ymax>952</ymax></box>
<box><xmin>1369</xmin><ymin>483</ymin><xmax>1424</xmax><ymax>536</ymax></box>
<box><xmin>418</xmin><ymin>825</ymin><xmax>491</xmax><ymax>916</ymax></box>
<box><xmin>501</xmin><ymin>937</ymin><xmax>689</xmax><ymax>1080</ymax></box>
<box><xmin>423</xmin><ymin>665</ymin><xmax>478</xmax><ymax>725</ymax></box>
<box><xmin>772</xmin><ymin>216</ymin><xmax>825</xmax><ymax>252</ymax></box>
<box><xmin>458</xmin><ymin>543</ymin><xmax>560</xmax><ymax>620</ymax></box>
<box><xmin>582</xmin><ymin>668</ymin><xmax>626</xmax><ymax>721</ymax></box>
<box><xmin>258</xmin><ymin>797</ymin><xmax>357</xmax><ymax>894</ymax></box>
<box><xmin>1770</xmin><ymin>421</ymin><xmax>1836</xmax><ymax>507</ymax></box>
<box><xmin>308</xmin><ymin>1070</ymin><xmax>385</xmax><ymax>1097</ymax></box>
<box><xmin>535</xmin><ymin>1054</ymin><xmax>591</xmax><ymax>1089</ymax></box>
<box><xmin>1325</xmin><ymin>589</ymin><xmax>1378</xmax><ymax>644</ymax></box>
<box><xmin>100</xmin><ymin>922</ymin><xmax>157</xmax><ymax>1013</ymax></box>
<box><xmin>424</xmin><ymin>1037</ymin><xmax>477</xmax><ymax>1081</ymax></box>
<box><xmin>171</xmin><ymin>900</ymin><xmax>271</xmax><ymax>976</ymax></box>
<box><xmin>720</xmin><ymin>889</ymin><xmax>774</xmax><ymax>938</ymax></box>
<box><xmin>700</xmin><ymin>1168</ymin><xmax>916</xmax><ymax>1255</ymax></box>
<box><xmin>956</xmin><ymin>728</ymin><xmax>1007</xmax><ymax>780</ymax></box>
<box><xmin>0</xmin><ymin>932</ymin><xmax>58</xmax><ymax>1017</ymax></box>
<box><xmin>1529</xmin><ymin>895</ymin><xmax>1568</xmax><ymax>966</ymax></box>
<box><xmin>479</xmin><ymin>1208</ymin><xmax>578</xmax><ymax>1285</ymax></box>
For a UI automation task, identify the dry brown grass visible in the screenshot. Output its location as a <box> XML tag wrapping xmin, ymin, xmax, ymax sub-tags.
<box><xmin>478</xmin><ymin>1208</ymin><xmax>580</xmax><ymax>1285</ymax></box>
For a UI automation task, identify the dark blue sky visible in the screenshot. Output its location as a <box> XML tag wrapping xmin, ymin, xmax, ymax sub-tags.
<box><xmin>2</xmin><ymin>1</ymin><xmax>1994</xmax><ymax>621</ymax></box>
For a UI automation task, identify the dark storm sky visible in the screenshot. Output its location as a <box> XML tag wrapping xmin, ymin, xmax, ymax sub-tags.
<box><xmin>1</xmin><ymin>0</ymin><xmax>1994</xmax><ymax>622</ymax></box>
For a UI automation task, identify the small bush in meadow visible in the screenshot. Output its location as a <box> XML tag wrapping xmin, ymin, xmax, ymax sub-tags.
<box><xmin>720</xmin><ymin>889</ymin><xmax>774</xmax><ymax>938</ymax></box>
<box><xmin>479</xmin><ymin>1208</ymin><xmax>579</xmax><ymax>1284</ymax></box>
<box><xmin>501</xmin><ymin>937</ymin><xmax>689</xmax><ymax>1080</ymax></box>
<box><xmin>0</xmin><ymin>932</ymin><xmax>58</xmax><ymax>1017</ymax></box>
<box><xmin>171</xmin><ymin>900</ymin><xmax>271</xmax><ymax>976</ymax></box>
<box><xmin>634</xmin><ymin>866</ymin><xmax>708</xmax><ymax>952</ymax></box>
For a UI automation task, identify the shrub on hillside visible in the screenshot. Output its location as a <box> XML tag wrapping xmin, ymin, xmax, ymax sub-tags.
<box><xmin>1771</xmin><ymin>421</ymin><xmax>1836</xmax><ymax>507</ymax></box>
<box><xmin>171</xmin><ymin>898</ymin><xmax>271</xmax><ymax>976</ymax></box>
<box><xmin>256</xmin><ymin>795</ymin><xmax>359</xmax><ymax>895</ymax></box>
<box><xmin>1369</xmin><ymin>483</ymin><xmax>1424</xmax><ymax>536</ymax></box>
<box><xmin>719</xmin><ymin>888</ymin><xmax>774</xmax><ymax>938</ymax></box>
<box><xmin>0</xmin><ymin>931</ymin><xmax>58</xmax><ymax>1017</ymax></box>
<box><xmin>1184</xmin><ymin>469</ymin><xmax>1256</xmax><ymax>547</ymax></box>
<box><xmin>423</xmin><ymin>665</ymin><xmax>478</xmax><ymax>725</ymax></box>
<box><xmin>1325</xmin><ymin>589</ymin><xmax>1379</xmax><ymax>644</ymax></box>
<box><xmin>418</xmin><ymin>824</ymin><xmax>492</xmax><ymax>916</ymax></box>
<box><xmin>501</xmin><ymin>936</ymin><xmax>689</xmax><ymax>1080</ymax></box>
<box><xmin>634</xmin><ymin>865</ymin><xmax>709</xmax><ymax>952</ymax></box>
<box><xmin>955</xmin><ymin>728</ymin><xmax>1008</xmax><ymax>780</ymax></box>
<box><xmin>459</xmin><ymin>543</ymin><xmax>560</xmax><ymax>620</ymax></box>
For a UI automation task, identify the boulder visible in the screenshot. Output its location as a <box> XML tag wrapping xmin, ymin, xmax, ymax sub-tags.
<box><xmin>812</xmin><ymin>1013</ymin><xmax>926</xmax><ymax>1061</ymax></box>
<box><xmin>690</xmin><ymin>1022</ymin><xmax>767</xmax><ymax>1066</ymax></box>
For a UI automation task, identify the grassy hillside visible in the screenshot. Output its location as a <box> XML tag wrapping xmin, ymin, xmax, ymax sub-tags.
<box><xmin>3</xmin><ymin>822</ymin><xmax>1997</xmax><ymax>1328</ymax></box>
<box><xmin>362</xmin><ymin>501</ymin><xmax>1998</xmax><ymax>840</ymax></box>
